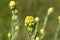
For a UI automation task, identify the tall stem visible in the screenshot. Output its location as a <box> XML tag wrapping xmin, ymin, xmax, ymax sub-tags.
<box><xmin>54</xmin><ymin>24</ymin><xmax>60</xmax><ymax>40</ymax></box>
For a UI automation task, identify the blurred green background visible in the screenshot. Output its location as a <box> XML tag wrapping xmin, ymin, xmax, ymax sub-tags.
<box><xmin>0</xmin><ymin>0</ymin><xmax>60</xmax><ymax>40</ymax></box>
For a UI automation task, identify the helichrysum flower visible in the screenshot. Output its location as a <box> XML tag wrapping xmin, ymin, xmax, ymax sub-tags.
<box><xmin>12</xmin><ymin>15</ymin><xmax>17</xmax><ymax>20</ymax></box>
<box><xmin>27</xmin><ymin>27</ymin><xmax>32</xmax><ymax>32</ymax></box>
<box><xmin>36</xmin><ymin>37</ymin><xmax>40</xmax><ymax>40</ymax></box>
<box><xmin>15</xmin><ymin>25</ymin><xmax>19</xmax><ymax>30</ymax></box>
<box><xmin>40</xmin><ymin>28</ymin><xmax>44</xmax><ymax>34</ymax></box>
<box><xmin>9</xmin><ymin>1</ymin><xmax>16</xmax><ymax>9</ymax></box>
<box><xmin>7</xmin><ymin>32</ymin><xmax>11</xmax><ymax>38</ymax></box>
<box><xmin>25</xmin><ymin>16</ymin><xmax>35</xmax><ymax>27</ymax></box>
<box><xmin>48</xmin><ymin>7</ymin><xmax>53</xmax><ymax>13</ymax></box>
<box><xmin>14</xmin><ymin>9</ymin><xmax>18</xmax><ymax>14</ymax></box>
<box><xmin>32</xmin><ymin>35</ymin><xmax>35</xmax><ymax>38</ymax></box>
<box><xmin>58</xmin><ymin>16</ymin><xmax>60</xmax><ymax>20</ymax></box>
<box><xmin>58</xmin><ymin>16</ymin><xmax>60</xmax><ymax>23</ymax></box>
<box><xmin>35</xmin><ymin>17</ymin><xmax>39</xmax><ymax>22</ymax></box>
<box><xmin>48</xmin><ymin>7</ymin><xmax>54</xmax><ymax>15</ymax></box>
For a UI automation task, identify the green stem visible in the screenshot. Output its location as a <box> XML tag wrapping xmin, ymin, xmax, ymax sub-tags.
<box><xmin>54</xmin><ymin>24</ymin><xmax>60</xmax><ymax>40</ymax></box>
<box><xmin>10</xmin><ymin>10</ymin><xmax>19</xmax><ymax>40</ymax></box>
<box><xmin>40</xmin><ymin>12</ymin><xmax>50</xmax><ymax>40</ymax></box>
<box><xmin>31</xmin><ymin>22</ymin><xmax>38</xmax><ymax>40</ymax></box>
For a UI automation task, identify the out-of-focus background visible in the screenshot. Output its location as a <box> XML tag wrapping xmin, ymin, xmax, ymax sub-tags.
<box><xmin>0</xmin><ymin>0</ymin><xmax>60</xmax><ymax>40</ymax></box>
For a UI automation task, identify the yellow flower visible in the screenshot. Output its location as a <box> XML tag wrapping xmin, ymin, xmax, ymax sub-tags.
<box><xmin>32</xmin><ymin>35</ymin><xmax>35</xmax><ymax>38</ymax></box>
<box><xmin>35</xmin><ymin>17</ymin><xmax>39</xmax><ymax>22</ymax></box>
<box><xmin>48</xmin><ymin>7</ymin><xmax>53</xmax><ymax>13</ymax></box>
<box><xmin>7</xmin><ymin>32</ymin><xmax>11</xmax><ymax>38</ymax></box>
<box><xmin>15</xmin><ymin>25</ymin><xmax>19</xmax><ymax>30</ymax></box>
<box><xmin>58</xmin><ymin>16</ymin><xmax>60</xmax><ymax>20</ymax></box>
<box><xmin>12</xmin><ymin>15</ymin><xmax>17</xmax><ymax>20</ymax></box>
<box><xmin>40</xmin><ymin>28</ymin><xmax>44</xmax><ymax>34</ymax></box>
<box><xmin>27</xmin><ymin>27</ymin><xmax>32</xmax><ymax>32</ymax></box>
<box><xmin>36</xmin><ymin>37</ymin><xmax>40</xmax><ymax>40</ymax></box>
<box><xmin>58</xmin><ymin>16</ymin><xmax>60</xmax><ymax>23</ymax></box>
<box><xmin>25</xmin><ymin>16</ymin><xmax>35</xmax><ymax>27</ymax></box>
<box><xmin>14</xmin><ymin>9</ymin><xmax>18</xmax><ymax>14</ymax></box>
<box><xmin>9</xmin><ymin>1</ymin><xmax>16</xmax><ymax>9</ymax></box>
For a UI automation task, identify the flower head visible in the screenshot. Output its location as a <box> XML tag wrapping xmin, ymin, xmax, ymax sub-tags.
<box><xmin>48</xmin><ymin>7</ymin><xmax>53</xmax><ymax>13</ymax></box>
<box><xmin>27</xmin><ymin>27</ymin><xmax>32</xmax><ymax>32</ymax></box>
<box><xmin>9</xmin><ymin>1</ymin><xmax>16</xmax><ymax>9</ymax></box>
<box><xmin>14</xmin><ymin>9</ymin><xmax>18</xmax><ymax>14</ymax></box>
<box><xmin>36</xmin><ymin>37</ymin><xmax>40</xmax><ymax>40</ymax></box>
<box><xmin>12</xmin><ymin>15</ymin><xmax>17</xmax><ymax>20</ymax></box>
<box><xmin>35</xmin><ymin>17</ymin><xmax>39</xmax><ymax>22</ymax></box>
<box><xmin>40</xmin><ymin>28</ymin><xmax>44</xmax><ymax>34</ymax></box>
<box><xmin>7</xmin><ymin>32</ymin><xmax>11</xmax><ymax>38</ymax></box>
<box><xmin>58</xmin><ymin>16</ymin><xmax>60</xmax><ymax>23</ymax></box>
<box><xmin>15</xmin><ymin>25</ymin><xmax>19</xmax><ymax>30</ymax></box>
<box><xmin>25</xmin><ymin>16</ymin><xmax>35</xmax><ymax>27</ymax></box>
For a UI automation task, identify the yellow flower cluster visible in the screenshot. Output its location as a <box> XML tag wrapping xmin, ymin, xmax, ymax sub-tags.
<box><xmin>9</xmin><ymin>1</ymin><xmax>16</xmax><ymax>9</ymax></box>
<box><xmin>25</xmin><ymin>16</ymin><xmax>35</xmax><ymax>27</ymax></box>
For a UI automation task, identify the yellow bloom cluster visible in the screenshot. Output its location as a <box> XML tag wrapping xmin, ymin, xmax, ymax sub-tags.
<box><xmin>25</xmin><ymin>16</ymin><xmax>35</xmax><ymax>27</ymax></box>
<box><xmin>9</xmin><ymin>1</ymin><xmax>16</xmax><ymax>9</ymax></box>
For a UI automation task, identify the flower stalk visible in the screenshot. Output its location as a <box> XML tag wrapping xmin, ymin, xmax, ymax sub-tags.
<box><xmin>40</xmin><ymin>7</ymin><xmax>53</xmax><ymax>40</ymax></box>
<box><xmin>54</xmin><ymin>16</ymin><xmax>60</xmax><ymax>40</ymax></box>
<box><xmin>24</xmin><ymin>16</ymin><xmax>39</xmax><ymax>40</ymax></box>
<box><xmin>8</xmin><ymin>0</ymin><xmax>19</xmax><ymax>40</ymax></box>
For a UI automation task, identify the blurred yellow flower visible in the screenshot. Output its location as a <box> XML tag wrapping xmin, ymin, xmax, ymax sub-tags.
<box><xmin>15</xmin><ymin>25</ymin><xmax>19</xmax><ymax>30</ymax></box>
<box><xmin>25</xmin><ymin>16</ymin><xmax>35</xmax><ymax>27</ymax></box>
<box><xmin>35</xmin><ymin>17</ymin><xmax>39</xmax><ymax>22</ymax></box>
<box><xmin>7</xmin><ymin>32</ymin><xmax>11</xmax><ymax>38</ymax></box>
<box><xmin>14</xmin><ymin>9</ymin><xmax>18</xmax><ymax>14</ymax></box>
<box><xmin>48</xmin><ymin>7</ymin><xmax>53</xmax><ymax>13</ymax></box>
<box><xmin>58</xmin><ymin>16</ymin><xmax>60</xmax><ymax>20</ymax></box>
<box><xmin>32</xmin><ymin>35</ymin><xmax>35</xmax><ymax>38</ymax></box>
<box><xmin>58</xmin><ymin>16</ymin><xmax>60</xmax><ymax>23</ymax></box>
<box><xmin>40</xmin><ymin>28</ymin><xmax>44</xmax><ymax>34</ymax></box>
<box><xmin>12</xmin><ymin>15</ymin><xmax>17</xmax><ymax>20</ymax></box>
<box><xmin>27</xmin><ymin>27</ymin><xmax>32</xmax><ymax>32</ymax></box>
<box><xmin>36</xmin><ymin>37</ymin><xmax>40</xmax><ymax>40</ymax></box>
<box><xmin>9</xmin><ymin>1</ymin><xmax>16</xmax><ymax>9</ymax></box>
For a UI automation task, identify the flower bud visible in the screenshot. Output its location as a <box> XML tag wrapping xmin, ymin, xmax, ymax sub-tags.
<box><xmin>12</xmin><ymin>15</ymin><xmax>17</xmax><ymax>20</ymax></box>
<box><xmin>40</xmin><ymin>28</ymin><xmax>44</xmax><ymax>34</ymax></box>
<box><xmin>7</xmin><ymin>32</ymin><xmax>11</xmax><ymax>38</ymax></box>
<box><xmin>48</xmin><ymin>7</ymin><xmax>53</xmax><ymax>13</ymax></box>
<box><xmin>36</xmin><ymin>37</ymin><xmax>40</xmax><ymax>40</ymax></box>
<box><xmin>58</xmin><ymin>16</ymin><xmax>60</xmax><ymax>23</ymax></box>
<box><xmin>15</xmin><ymin>25</ymin><xmax>19</xmax><ymax>30</ymax></box>
<box><xmin>9</xmin><ymin>1</ymin><xmax>16</xmax><ymax>9</ymax></box>
<box><xmin>35</xmin><ymin>17</ymin><xmax>39</xmax><ymax>22</ymax></box>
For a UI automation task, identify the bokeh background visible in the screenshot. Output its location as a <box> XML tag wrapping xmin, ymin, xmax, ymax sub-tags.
<box><xmin>0</xmin><ymin>0</ymin><xmax>60</xmax><ymax>40</ymax></box>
